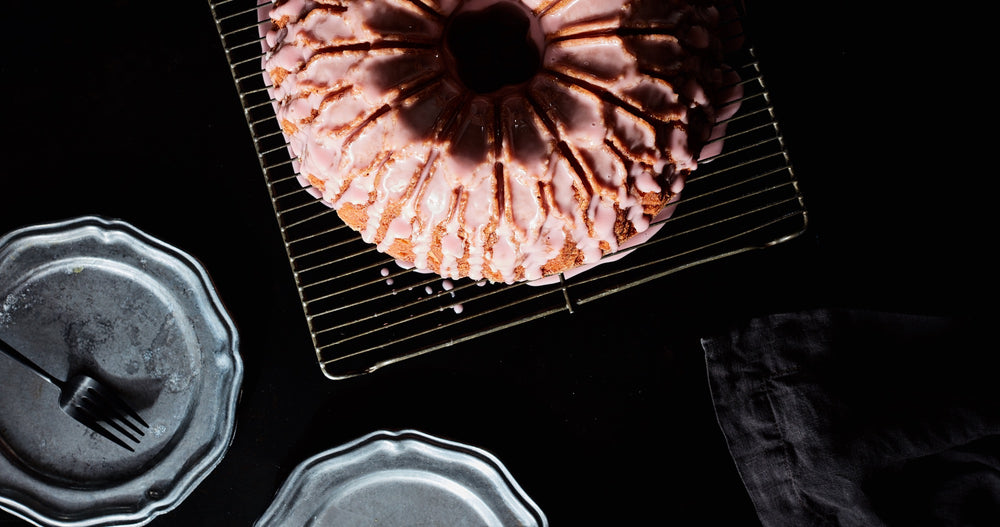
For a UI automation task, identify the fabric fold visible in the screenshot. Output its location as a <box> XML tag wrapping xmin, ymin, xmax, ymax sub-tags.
<box><xmin>702</xmin><ymin>308</ymin><xmax>999</xmax><ymax>527</ymax></box>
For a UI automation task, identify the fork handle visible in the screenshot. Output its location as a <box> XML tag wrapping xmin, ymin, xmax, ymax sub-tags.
<box><xmin>0</xmin><ymin>335</ymin><xmax>64</xmax><ymax>388</ymax></box>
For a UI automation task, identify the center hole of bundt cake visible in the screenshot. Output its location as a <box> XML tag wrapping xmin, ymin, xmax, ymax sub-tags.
<box><xmin>444</xmin><ymin>1</ymin><xmax>542</xmax><ymax>94</ymax></box>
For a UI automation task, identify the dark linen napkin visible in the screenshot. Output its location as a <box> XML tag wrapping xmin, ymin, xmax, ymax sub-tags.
<box><xmin>702</xmin><ymin>308</ymin><xmax>999</xmax><ymax>527</ymax></box>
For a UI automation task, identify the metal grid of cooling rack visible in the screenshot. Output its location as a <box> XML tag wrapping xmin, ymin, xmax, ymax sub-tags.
<box><xmin>208</xmin><ymin>0</ymin><xmax>807</xmax><ymax>379</ymax></box>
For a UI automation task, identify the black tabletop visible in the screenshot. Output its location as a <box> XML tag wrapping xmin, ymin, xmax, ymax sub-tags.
<box><xmin>1</xmin><ymin>2</ymin><xmax>991</xmax><ymax>526</ymax></box>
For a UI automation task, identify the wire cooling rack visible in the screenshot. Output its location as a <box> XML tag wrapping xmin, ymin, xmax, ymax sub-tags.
<box><xmin>207</xmin><ymin>0</ymin><xmax>807</xmax><ymax>379</ymax></box>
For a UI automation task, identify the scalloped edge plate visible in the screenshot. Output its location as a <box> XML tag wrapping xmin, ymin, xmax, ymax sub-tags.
<box><xmin>0</xmin><ymin>216</ymin><xmax>243</xmax><ymax>527</ymax></box>
<box><xmin>256</xmin><ymin>429</ymin><xmax>547</xmax><ymax>527</ymax></box>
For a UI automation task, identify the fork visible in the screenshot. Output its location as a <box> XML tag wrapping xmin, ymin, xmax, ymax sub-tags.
<box><xmin>0</xmin><ymin>335</ymin><xmax>149</xmax><ymax>452</ymax></box>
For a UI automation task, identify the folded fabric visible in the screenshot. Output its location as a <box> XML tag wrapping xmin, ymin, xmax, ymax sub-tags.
<box><xmin>702</xmin><ymin>308</ymin><xmax>999</xmax><ymax>527</ymax></box>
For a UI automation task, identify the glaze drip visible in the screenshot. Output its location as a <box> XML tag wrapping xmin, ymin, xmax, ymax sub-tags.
<box><xmin>263</xmin><ymin>0</ymin><xmax>740</xmax><ymax>283</ymax></box>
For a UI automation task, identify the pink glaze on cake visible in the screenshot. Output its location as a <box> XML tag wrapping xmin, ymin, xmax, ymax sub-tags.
<box><xmin>262</xmin><ymin>0</ymin><xmax>742</xmax><ymax>283</ymax></box>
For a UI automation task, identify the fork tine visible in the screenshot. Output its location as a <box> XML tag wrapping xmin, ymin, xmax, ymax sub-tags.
<box><xmin>59</xmin><ymin>375</ymin><xmax>148</xmax><ymax>451</ymax></box>
<box><xmin>88</xmin><ymin>380</ymin><xmax>150</xmax><ymax>428</ymax></box>
<box><xmin>83</xmin><ymin>385</ymin><xmax>148</xmax><ymax>436</ymax></box>
<box><xmin>63</xmin><ymin>402</ymin><xmax>137</xmax><ymax>453</ymax></box>
<box><xmin>77</xmin><ymin>392</ymin><xmax>143</xmax><ymax>443</ymax></box>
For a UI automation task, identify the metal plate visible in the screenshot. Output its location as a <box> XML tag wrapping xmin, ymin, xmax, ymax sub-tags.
<box><xmin>0</xmin><ymin>216</ymin><xmax>243</xmax><ymax>527</ymax></box>
<box><xmin>256</xmin><ymin>430</ymin><xmax>547</xmax><ymax>527</ymax></box>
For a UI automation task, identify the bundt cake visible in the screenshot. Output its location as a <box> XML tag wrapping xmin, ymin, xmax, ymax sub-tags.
<box><xmin>262</xmin><ymin>0</ymin><xmax>741</xmax><ymax>283</ymax></box>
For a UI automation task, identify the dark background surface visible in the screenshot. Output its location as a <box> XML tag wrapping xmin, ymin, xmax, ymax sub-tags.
<box><xmin>1</xmin><ymin>1</ymin><xmax>992</xmax><ymax>525</ymax></box>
